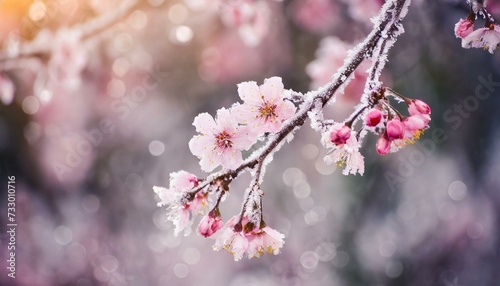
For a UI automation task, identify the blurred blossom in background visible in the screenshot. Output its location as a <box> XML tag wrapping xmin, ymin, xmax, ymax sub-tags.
<box><xmin>1</xmin><ymin>0</ymin><xmax>500</xmax><ymax>285</ymax></box>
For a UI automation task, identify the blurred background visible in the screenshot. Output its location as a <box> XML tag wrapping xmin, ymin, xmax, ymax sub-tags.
<box><xmin>1</xmin><ymin>0</ymin><xmax>500</xmax><ymax>285</ymax></box>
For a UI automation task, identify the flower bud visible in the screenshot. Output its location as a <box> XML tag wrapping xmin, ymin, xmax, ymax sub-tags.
<box><xmin>330</xmin><ymin>123</ymin><xmax>351</xmax><ymax>145</ymax></box>
<box><xmin>197</xmin><ymin>211</ymin><xmax>223</xmax><ymax>238</ymax></box>
<box><xmin>408</xmin><ymin>99</ymin><xmax>431</xmax><ymax>116</ymax></box>
<box><xmin>386</xmin><ymin>119</ymin><xmax>404</xmax><ymax>141</ymax></box>
<box><xmin>364</xmin><ymin>108</ymin><xmax>382</xmax><ymax>127</ymax></box>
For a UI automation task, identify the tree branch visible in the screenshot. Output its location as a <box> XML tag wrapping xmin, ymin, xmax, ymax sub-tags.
<box><xmin>187</xmin><ymin>0</ymin><xmax>411</xmax><ymax>196</ymax></box>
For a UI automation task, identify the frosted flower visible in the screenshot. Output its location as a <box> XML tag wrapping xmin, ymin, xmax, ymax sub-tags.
<box><xmin>462</xmin><ymin>24</ymin><xmax>500</xmax><ymax>54</ymax></box>
<box><xmin>213</xmin><ymin>216</ymin><xmax>248</xmax><ymax>261</ymax></box>
<box><xmin>213</xmin><ymin>215</ymin><xmax>285</xmax><ymax>260</ymax></box>
<box><xmin>189</xmin><ymin>108</ymin><xmax>256</xmax><ymax>172</ymax></box>
<box><xmin>454</xmin><ymin>18</ymin><xmax>474</xmax><ymax>39</ymax></box>
<box><xmin>324</xmin><ymin>136</ymin><xmax>365</xmax><ymax>176</ymax></box>
<box><xmin>246</xmin><ymin>226</ymin><xmax>285</xmax><ymax>258</ymax></box>
<box><xmin>153</xmin><ymin>171</ymin><xmax>208</xmax><ymax>236</ymax></box>
<box><xmin>232</xmin><ymin>77</ymin><xmax>296</xmax><ymax>134</ymax></box>
<box><xmin>328</xmin><ymin>123</ymin><xmax>351</xmax><ymax>145</ymax></box>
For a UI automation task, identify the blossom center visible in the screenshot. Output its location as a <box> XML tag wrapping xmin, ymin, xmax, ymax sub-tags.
<box><xmin>215</xmin><ymin>131</ymin><xmax>233</xmax><ymax>150</ymax></box>
<box><xmin>259</xmin><ymin>102</ymin><xmax>277</xmax><ymax>120</ymax></box>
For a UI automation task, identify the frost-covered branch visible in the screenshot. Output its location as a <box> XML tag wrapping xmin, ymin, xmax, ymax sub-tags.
<box><xmin>153</xmin><ymin>0</ymin><xmax>431</xmax><ymax>261</ymax></box>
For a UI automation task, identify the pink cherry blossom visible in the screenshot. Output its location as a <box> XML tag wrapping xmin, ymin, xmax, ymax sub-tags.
<box><xmin>328</xmin><ymin>123</ymin><xmax>351</xmax><ymax>145</ymax></box>
<box><xmin>189</xmin><ymin>108</ymin><xmax>256</xmax><ymax>172</ymax></box>
<box><xmin>212</xmin><ymin>215</ymin><xmax>285</xmax><ymax>260</ymax></box>
<box><xmin>462</xmin><ymin>24</ymin><xmax>500</xmax><ymax>54</ymax></box>
<box><xmin>324</xmin><ymin>135</ymin><xmax>365</xmax><ymax>176</ymax></box>
<box><xmin>153</xmin><ymin>171</ymin><xmax>208</xmax><ymax>236</ymax></box>
<box><xmin>198</xmin><ymin>211</ymin><xmax>223</xmax><ymax>238</ymax></box>
<box><xmin>364</xmin><ymin>108</ymin><xmax>383</xmax><ymax>127</ymax></box>
<box><xmin>246</xmin><ymin>226</ymin><xmax>285</xmax><ymax>258</ymax></box>
<box><xmin>212</xmin><ymin>216</ymin><xmax>248</xmax><ymax>261</ymax></box>
<box><xmin>454</xmin><ymin>18</ymin><xmax>474</xmax><ymax>39</ymax></box>
<box><xmin>386</xmin><ymin>118</ymin><xmax>404</xmax><ymax>141</ymax></box>
<box><xmin>231</xmin><ymin>77</ymin><xmax>296</xmax><ymax>134</ymax></box>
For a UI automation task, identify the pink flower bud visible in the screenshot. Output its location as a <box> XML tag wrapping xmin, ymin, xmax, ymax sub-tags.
<box><xmin>376</xmin><ymin>136</ymin><xmax>391</xmax><ymax>155</ymax></box>
<box><xmin>454</xmin><ymin>18</ymin><xmax>474</xmax><ymax>39</ymax></box>
<box><xmin>403</xmin><ymin>116</ymin><xmax>426</xmax><ymax>131</ymax></box>
<box><xmin>197</xmin><ymin>212</ymin><xmax>223</xmax><ymax>238</ymax></box>
<box><xmin>408</xmin><ymin>99</ymin><xmax>431</xmax><ymax>116</ymax></box>
<box><xmin>364</xmin><ymin>108</ymin><xmax>382</xmax><ymax>127</ymax></box>
<box><xmin>386</xmin><ymin>119</ymin><xmax>404</xmax><ymax>141</ymax></box>
<box><xmin>330</xmin><ymin>123</ymin><xmax>351</xmax><ymax>145</ymax></box>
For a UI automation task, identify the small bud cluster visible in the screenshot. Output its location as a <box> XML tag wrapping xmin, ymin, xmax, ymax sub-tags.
<box><xmin>319</xmin><ymin>88</ymin><xmax>431</xmax><ymax>175</ymax></box>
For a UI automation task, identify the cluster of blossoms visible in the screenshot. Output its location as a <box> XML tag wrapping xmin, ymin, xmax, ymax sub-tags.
<box><xmin>320</xmin><ymin>87</ymin><xmax>431</xmax><ymax>176</ymax></box>
<box><xmin>189</xmin><ymin>77</ymin><xmax>296</xmax><ymax>171</ymax></box>
<box><xmin>153</xmin><ymin>0</ymin><xmax>426</xmax><ymax>261</ymax></box>
<box><xmin>155</xmin><ymin>77</ymin><xmax>294</xmax><ymax>260</ymax></box>
<box><xmin>455</xmin><ymin>0</ymin><xmax>500</xmax><ymax>53</ymax></box>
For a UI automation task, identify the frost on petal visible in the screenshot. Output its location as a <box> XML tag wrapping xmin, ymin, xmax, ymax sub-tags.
<box><xmin>216</xmin><ymin>108</ymin><xmax>238</xmax><ymax>133</ymax></box>
<box><xmin>193</xmin><ymin>113</ymin><xmax>218</xmax><ymax>135</ymax></box>
<box><xmin>153</xmin><ymin>186</ymin><xmax>176</xmax><ymax>207</ymax></box>
<box><xmin>170</xmin><ymin>171</ymin><xmax>198</xmax><ymax>191</ymax></box>
<box><xmin>246</xmin><ymin>234</ymin><xmax>264</xmax><ymax>258</ymax></box>
<box><xmin>237</xmin><ymin>81</ymin><xmax>261</xmax><ymax>105</ymax></box>
<box><xmin>189</xmin><ymin>135</ymin><xmax>215</xmax><ymax>158</ymax></box>
<box><xmin>199</xmin><ymin>152</ymin><xmax>219</xmax><ymax>172</ymax></box>
<box><xmin>260</xmin><ymin>77</ymin><xmax>284</xmax><ymax>102</ymax></box>
<box><xmin>231</xmin><ymin>103</ymin><xmax>255</xmax><ymax>125</ymax></box>
<box><xmin>229</xmin><ymin>234</ymin><xmax>249</xmax><ymax>261</ymax></box>
<box><xmin>220</xmin><ymin>149</ymin><xmax>243</xmax><ymax>170</ymax></box>
<box><xmin>278</xmin><ymin>100</ymin><xmax>297</xmax><ymax>121</ymax></box>
<box><xmin>173</xmin><ymin>208</ymin><xmax>193</xmax><ymax>237</ymax></box>
<box><xmin>231</xmin><ymin>125</ymin><xmax>258</xmax><ymax>150</ymax></box>
<box><xmin>261</xmin><ymin>226</ymin><xmax>285</xmax><ymax>254</ymax></box>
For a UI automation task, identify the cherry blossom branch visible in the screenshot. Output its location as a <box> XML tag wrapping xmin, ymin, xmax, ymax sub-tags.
<box><xmin>186</xmin><ymin>0</ymin><xmax>410</xmax><ymax>195</ymax></box>
<box><xmin>154</xmin><ymin>0</ymin><xmax>430</xmax><ymax>261</ymax></box>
